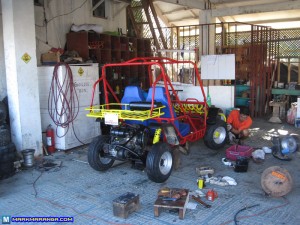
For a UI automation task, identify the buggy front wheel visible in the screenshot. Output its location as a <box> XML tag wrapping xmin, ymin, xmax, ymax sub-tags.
<box><xmin>146</xmin><ymin>143</ymin><xmax>173</xmax><ymax>183</ymax></box>
<box><xmin>88</xmin><ymin>135</ymin><xmax>114</xmax><ymax>171</ymax></box>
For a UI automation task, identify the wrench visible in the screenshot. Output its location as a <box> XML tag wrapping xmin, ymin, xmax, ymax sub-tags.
<box><xmin>192</xmin><ymin>195</ymin><xmax>211</xmax><ymax>208</ymax></box>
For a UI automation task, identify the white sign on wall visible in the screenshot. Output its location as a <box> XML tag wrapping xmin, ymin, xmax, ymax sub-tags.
<box><xmin>201</xmin><ymin>54</ymin><xmax>235</xmax><ymax>80</ymax></box>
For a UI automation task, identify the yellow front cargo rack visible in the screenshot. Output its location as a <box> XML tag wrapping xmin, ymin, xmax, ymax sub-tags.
<box><xmin>85</xmin><ymin>103</ymin><xmax>165</xmax><ymax>121</ymax></box>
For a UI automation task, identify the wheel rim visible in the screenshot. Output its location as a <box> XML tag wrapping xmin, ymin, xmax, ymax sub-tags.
<box><xmin>159</xmin><ymin>151</ymin><xmax>172</xmax><ymax>175</ymax></box>
<box><xmin>213</xmin><ymin>127</ymin><xmax>226</xmax><ymax>144</ymax></box>
<box><xmin>99</xmin><ymin>156</ymin><xmax>112</xmax><ymax>164</ymax></box>
<box><xmin>99</xmin><ymin>149</ymin><xmax>112</xmax><ymax>165</ymax></box>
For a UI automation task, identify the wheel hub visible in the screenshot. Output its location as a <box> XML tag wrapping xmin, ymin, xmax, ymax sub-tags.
<box><xmin>213</xmin><ymin>127</ymin><xmax>226</xmax><ymax>144</ymax></box>
<box><xmin>159</xmin><ymin>152</ymin><xmax>172</xmax><ymax>175</ymax></box>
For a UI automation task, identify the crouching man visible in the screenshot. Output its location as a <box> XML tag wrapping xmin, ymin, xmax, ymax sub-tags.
<box><xmin>227</xmin><ymin>106</ymin><xmax>252</xmax><ymax>143</ymax></box>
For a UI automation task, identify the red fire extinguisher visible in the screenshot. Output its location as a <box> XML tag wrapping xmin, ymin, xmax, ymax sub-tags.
<box><xmin>46</xmin><ymin>124</ymin><xmax>55</xmax><ymax>154</ymax></box>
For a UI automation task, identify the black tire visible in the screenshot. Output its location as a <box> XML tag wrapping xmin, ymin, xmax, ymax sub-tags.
<box><xmin>146</xmin><ymin>142</ymin><xmax>173</xmax><ymax>183</ymax></box>
<box><xmin>0</xmin><ymin>142</ymin><xmax>16</xmax><ymax>157</ymax></box>
<box><xmin>88</xmin><ymin>135</ymin><xmax>115</xmax><ymax>171</ymax></box>
<box><xmin>0</xmin><ymin>124</ymin><xmax>11</xmax><ymax>147</ymax></box>
<box><xmin>0</xmin><ymin>161</ymin><xmax>15</xmax><ymax>180</ymax></box>
<box><xmin>0</xmin><ymin>151</ymin><xmax>16</xmax><ymax>163</ymax></box>
<box><xmin>0</xmin><ymin>101</ymin><xmax>8</xmax><ymax>125</ymax></box>
<box><xmin>204</xmin><ymin>120</ymin><xmax>227</xmax><ymax>150</ymax></box>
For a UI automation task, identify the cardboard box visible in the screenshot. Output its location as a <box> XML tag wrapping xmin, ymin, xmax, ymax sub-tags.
<box><xmin>41</xmin><ymin>52</ymin><xmax>60</xmax><ymax>64</ymax></box>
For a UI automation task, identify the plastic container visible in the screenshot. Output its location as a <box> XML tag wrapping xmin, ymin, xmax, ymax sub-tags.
<box><xmin>235</xmin><ymin>85</ymin><xmax>250</xmax><ymax>96</ymax></box>
<box><xmin>235</xmin><ymin>97</ymin><xmax>250</xmax><ymax>106</ymax></box>
<box><xmin>226</xmin><ymin>145</ymin><xmax>253</xmax><ymax>161</ymax></box>
<box><xmin>234</xmin><ymin>157</ymin><xmax>249</xmax><ymax>172</ymax></box>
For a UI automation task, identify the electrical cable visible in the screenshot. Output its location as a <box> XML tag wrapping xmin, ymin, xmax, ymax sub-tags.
<box><xmin>220</xmin><ymin>197</ymin><xmax>289</xmax><ymax>225</ymax></box>
<box><xmin>234</xmin><ymin>204</ymin><xmax>260</xmax><ymax>225</ymax></box>
<box><xmin>31</xmin><ymin>171</ymin><xmax>128</xmax><ymax>225</ymax></box>
<box><xmin>46</xmin><ymin>0</ymin><xmax>89</xmax><ymax>24</ymax></box>
<box><xmin>48</xmin><ymin>63</ymin><xmax>85</xmax><ymax>145</ymax></box>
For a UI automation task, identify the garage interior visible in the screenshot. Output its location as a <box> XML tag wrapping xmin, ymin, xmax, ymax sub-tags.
<box><xmin>0</xmin><ymin>0</ymin><xmax>300</xmax><ymax>224</ymax></box>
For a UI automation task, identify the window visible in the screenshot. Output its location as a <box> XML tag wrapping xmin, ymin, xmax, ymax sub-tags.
<box><xmin>92</xmin><ymin>0</ymin><xmax>106</xmax><ymax>18</ymax></box>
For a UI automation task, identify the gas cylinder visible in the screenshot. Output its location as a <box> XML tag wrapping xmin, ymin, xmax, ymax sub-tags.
<box><xmin>46</xmin><ymin>124</ymin><xmax>55</xmax><ymax>153</ymax></box>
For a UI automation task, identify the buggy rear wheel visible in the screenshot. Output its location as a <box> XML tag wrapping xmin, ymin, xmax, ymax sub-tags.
<box><xmin>204</xmin><ymin>120</ymin><xmax>227</xmax><ymax>150</ymax></box>
<box><xmin>146</xmin><ymin>142</ymin><xmax>173</xmax><ymax>183</ymax></box>
<box><xmin>88</xmin><ymin>135</ymin><xmax>114</xmax><ymax>171</ymax></box>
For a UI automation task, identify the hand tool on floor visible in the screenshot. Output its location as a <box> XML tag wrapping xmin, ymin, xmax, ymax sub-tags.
<box><xmin>160</xmin><ymin>197</ymin><xmax>178</xmax><ymax>201</ymax></box>
<box><xmin>191</xmin><ymin>195</ymin><xmax>211</xmax><ymax>208</ymax></box>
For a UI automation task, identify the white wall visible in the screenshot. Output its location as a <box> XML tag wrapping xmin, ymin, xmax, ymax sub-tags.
<box><xmin>0</xmin><ymin>2</ymin><xmax>7</xmax><ymax>100</ymax></box>
<box><xmin>34</xmin><ymin>0</ymin><xmax>127</xmax><ymax>65</ymax></box>
<box><xmin>0</xmin><ymin>0</ymin><xmax>127</xmax><ymax>98</ymax></box>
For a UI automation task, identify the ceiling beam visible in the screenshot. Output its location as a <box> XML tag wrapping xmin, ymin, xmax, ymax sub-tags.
<box><xmin>168</xmin><ymin>16</ymin><xmax>198</xmax><ymax>23</ymax></box>
<box><xmin>239</xmin><ymin>16</ymin><xmax>300</xmax><ymax>25</ymax></box>
<box><xmin>153</xmin><ymin>0</ymin><xmax>206</xmax><ymax>10</ymax></box>
<box><xmin>210</xmin><ymin>0</ymin><xmax>259</xmax><ymax>4</ymax></box>
<box><xmin>162</xmin><ymin>7</ymin><xmax>189</xmax><ymax>15</ymax></box>
<box><xmin>212</xmin><ymin>1</ymin><xmax>300</xmax><ymax>17</ymax></box>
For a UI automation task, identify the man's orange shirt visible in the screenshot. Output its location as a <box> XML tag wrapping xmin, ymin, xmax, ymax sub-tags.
<box><xmin>227</xmin><ymin>110</ymin><xmax>252</xmax><ymax>132</ymax></box>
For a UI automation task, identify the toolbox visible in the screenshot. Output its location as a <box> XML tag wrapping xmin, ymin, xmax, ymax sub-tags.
<box><xmin>113</xmin><ymin>192</ymin><xmax>140</xmax><ymax>219</ymax></box>
<box><xmin>226</xmin><ymin>145</ymin><xmax>253</xmax><ymax>161</ymax></box>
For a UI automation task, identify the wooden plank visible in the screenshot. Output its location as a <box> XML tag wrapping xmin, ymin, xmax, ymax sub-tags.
<box><xmin>277</xmin><ymin>59</ymin><xmax>281</xmax><ymax>82</ymax></box>
<box><xmin>298</xmin><ymin>59</ymin><xmax>300</xmax><ymax>83</ymax></box>
<box><xmin>288</xmin><ymin>58</ymin><xmax>291</xmax><ymax>83</ymax></box>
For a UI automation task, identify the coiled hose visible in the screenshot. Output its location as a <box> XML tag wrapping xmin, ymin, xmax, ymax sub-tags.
<box><xmin>48</xmin><ymin>63</ymin><xmax>81</xmax><ymax>141</ymax></box>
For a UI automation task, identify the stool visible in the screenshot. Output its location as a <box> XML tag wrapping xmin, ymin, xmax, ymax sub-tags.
<box><xmin>113</xmin><ymin>192</ymin><xmax>140</xmax><ymax>219</ymax></box>
<box><xmin>154</xmin><ymin>188</ymin><xmax>189</xmax><ymax>220</ymax></box>
<box><xmin>269</xmin><ymin>101</ymin><xmax>287</xmax><ymax>123</ymax></box>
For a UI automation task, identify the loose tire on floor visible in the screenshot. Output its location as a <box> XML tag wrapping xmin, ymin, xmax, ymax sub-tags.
<box><xmin>146</xmin><ymin>142</ymin><xmax>173</xmax><ymax>183</ymax></box>
<box><xmin>204</xmin><ymin>120</ymin><xmax>227</xmax><ymax>150</ymax></box>
<box><xmin>88</xmin><ymin>135</ymin><xmax>115</xmax><ymax>171</ymax></box>
<box><xmin>0</xmin><ymin>151</ymin><xmax>16</xmax><ymax>163</ymax></box>
<box><xmin>0</xmin><ymin>124</ymin><xmax>11</xmax><ymax>147</ymax></box>
<box><xmin>0</xmin><ymin>142</ymin><xmax>16</xmax><ymax>157</ymax></box>
<box><xmin>0</xmin><ymin>161</ymin><xmax>15</xmax><ymax>180</ymax></box>
<box><xmin>0</xmin><ymin>101</ymin><xmax>8</xmax><ymax>125</ymax></box>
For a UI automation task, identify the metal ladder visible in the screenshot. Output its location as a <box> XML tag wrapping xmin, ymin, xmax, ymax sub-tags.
<box><xmin>127</xmin><ymin>0</ymin><xmax>168</xmax><ymax>54</ymax></box>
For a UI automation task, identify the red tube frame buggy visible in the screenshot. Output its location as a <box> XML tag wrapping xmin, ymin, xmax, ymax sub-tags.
<box><xmin>86</xmin><ymin>57</ymin><xmax>228</xmax><ymax>183</ymax></box>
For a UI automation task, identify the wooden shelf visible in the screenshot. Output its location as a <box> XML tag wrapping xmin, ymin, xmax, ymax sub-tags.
<box><xmin>67</xmin><ymin>32</ymin><xmax>153</xmax><ymax>95</ymax></box>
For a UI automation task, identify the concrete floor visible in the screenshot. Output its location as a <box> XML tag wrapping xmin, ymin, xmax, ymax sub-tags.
<box><xmin>1</xmin><ymin>118</ymin><xmax>300</xmax><ymax>225</ymax></box>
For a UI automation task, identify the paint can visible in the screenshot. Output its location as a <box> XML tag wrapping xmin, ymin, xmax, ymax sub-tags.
<box><xmin>197</xmin><ymin>178</ymin><xmax>204</xmax><ymax>189</ymax></box>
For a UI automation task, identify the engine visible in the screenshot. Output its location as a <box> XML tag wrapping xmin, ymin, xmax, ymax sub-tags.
<box><xmin>108</xmin><ymin>124</ymin><xmax>149</xmax><ymax>160</ymax></box>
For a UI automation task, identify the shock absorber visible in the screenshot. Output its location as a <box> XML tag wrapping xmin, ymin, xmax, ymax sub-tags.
<box><xmin>153</xmin><ymin>128</ymin><xmax>162</xmax><ymax>144</ymax></box>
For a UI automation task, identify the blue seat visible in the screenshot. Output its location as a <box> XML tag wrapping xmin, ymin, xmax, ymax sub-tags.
<box><xmin>121</xmin><ymin>86</ymin><xmax>147</xmax><ymax>125</ymax></box>
<box><xmin>146</xmin><ymin>87</ymin><xmax>190</xmax><ymax>137</ymax></box>
<box><xmin>121</xmin><ymin>86</ymin><xmax>146</xmax><ymax>105</ymax></box>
